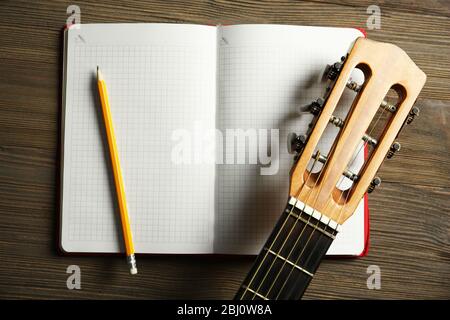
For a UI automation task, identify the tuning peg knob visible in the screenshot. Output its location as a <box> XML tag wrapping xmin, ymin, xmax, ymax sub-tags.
<box><xmin>346</xmin><ymin>80</ymin><xmax>362</xmax><ymax>92</ymax></box>
<box><xmin>387</xmin><ymin>141</ymin><xmax>401</xmax><ymax>159</ymax></box>
<box><xmin>287</xmin><ymin>133</ymin><xmax>307</xmax><ymax>154</ymax></box>
<box><xmin>308</xmin><ymin>98</ymin><xmax>324</xmax><ymax>116</ymax></box>
<box><xmin>406</xmin><ymin>106</ymin><xmax>420</xmax><ymax>124</ymax></box>
<box><xmin>367</xmin><ymin>176</ymin><xmax>381</xmax><ymax>193</ymax></box>
<box><xmin>325</xmin><ymin>62</ymin><xmax>342</xmax><ymax>81</ymax></box>
<box><xmin>325</xmin><ymin>56</ymin><xmax>346</xmax><ymax>81</ymax></box>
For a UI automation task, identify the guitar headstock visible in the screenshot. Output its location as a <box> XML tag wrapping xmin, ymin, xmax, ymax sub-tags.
<box><xmin>288</xmin><ymin>38</ymin><xmax>426</xmax><ymax>225</ymax></box>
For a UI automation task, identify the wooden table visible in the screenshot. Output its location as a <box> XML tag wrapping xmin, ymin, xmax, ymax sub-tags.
<box><xmin>0</xmin><ymin>0</ymin><xmax>448</xmax><ymax>299</ymax></box>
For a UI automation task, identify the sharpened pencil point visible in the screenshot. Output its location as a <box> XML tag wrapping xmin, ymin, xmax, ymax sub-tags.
<box><xmin>97</xmin><ymin>66</ymin><xmax>103</xmax><ymax>81</ymax></box>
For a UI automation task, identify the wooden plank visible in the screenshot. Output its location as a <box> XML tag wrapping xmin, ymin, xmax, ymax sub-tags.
<box><xmin>377</xmin><ymin>99</ymin><xmax>449</xmax><ymax>188</ymax></box>
<box><xmin>309</xmin><ymin>0</ymin><xmax>450</xmax><ymax>17</ymax></box>
<box><xmin>1</xmin><ymin>2</ymin><xmax>449</xmax><ymax>102</ymax></box>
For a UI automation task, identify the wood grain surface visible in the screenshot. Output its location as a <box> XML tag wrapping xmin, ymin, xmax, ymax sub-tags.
<box><xmin>0</xmin><ymin>0</ymin><xmax>448</xmax><ymax>299</ymax></box>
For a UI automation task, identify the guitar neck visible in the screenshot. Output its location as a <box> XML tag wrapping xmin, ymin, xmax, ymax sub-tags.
<box><xmin>235</xmin><ymin>197</ymin><xmax>339</xmax><ymax>300</ymax></box>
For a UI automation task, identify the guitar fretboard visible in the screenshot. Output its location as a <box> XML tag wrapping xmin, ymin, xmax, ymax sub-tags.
<box><xmin>235</xmin><ymin>198</ymin><xmax>339</xmax><ymax>300</ymax></box>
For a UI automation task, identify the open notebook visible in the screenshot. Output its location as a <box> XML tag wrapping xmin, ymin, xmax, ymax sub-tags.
<box><xmin>60</xmin><ymin>24</ymin><xmax>368</xmax><ymax>256</ymax></box>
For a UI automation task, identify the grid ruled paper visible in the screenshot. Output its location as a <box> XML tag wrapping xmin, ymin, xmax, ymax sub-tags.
<box><xmin>61</xmin><ymin>24</ymin><xmax>216</xmax><ymax>253</ymax></box>
<box><xmin>214</xmin><ymin>25</ymin><xmax>365</xmax><ymax>255</ymax></box>
<box><xmin>61</xmin><ymin>23</ymin><xmax>366</xmax><ymax>255</ymax></box>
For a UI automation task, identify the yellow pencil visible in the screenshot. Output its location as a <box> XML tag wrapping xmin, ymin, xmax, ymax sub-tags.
<box><xmin>97</xmin><ymin>66</ymin><xmax>137</xmax><ymax>275</ymax></box>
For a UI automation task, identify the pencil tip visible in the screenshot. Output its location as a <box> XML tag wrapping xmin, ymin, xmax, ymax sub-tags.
<box><xmin>97</xmin><ymin>66</ymin><xmax>103</xmax><ymax>81</ymax></box>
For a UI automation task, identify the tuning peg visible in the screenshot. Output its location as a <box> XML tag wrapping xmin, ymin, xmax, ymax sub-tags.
<box><xmin>345</xmin><ymin>81</ymin><xmax>399</xmax><ymax>114</ymax></box>
<box><xmin>367</xmin><ymin>176</ymin><xmax>382</xmax><ymax>193</ymax></box>
<box><xmin>387</xmin><ymin>141</ymin><xmax>401</xmax><ymax>159</ymax></box>
<box><xmin>406</xmin><ymin>106</ymin><xmax>420</xmax><ymax>124</ymax></box>
<box><xmin>329</xmin><ymin>115</ymin><xmax>345</xmax><ymax>128</ymax></box>
<box><xmin>287</xmin><ymin>133</ymin><xmax>306</xmax><ymax>154</ymax></box>
<box><xmin>329</xmin><ymin>115</ymin><xmax>378</xmax><ymax>147</ymax></box>
<box><xmin>307</xmin><ymin>98</ymin><xmax>324</xmax><ymax>116</ymax></box>
<box><xmin>346</xmin><ymin>80</ymin><xmax>362</xmax><ymax>92</ymax></box>
<box><xmin>325</xmin><ymin>56</ymin><xmax>346</xmax><ymax>81</ymax></box>
<box><xmin>311</xmin><ymin>152</ymin><xmax>358</xmax><ymax>181</ymax></box>
<box><xmin>380</xmin><ymin>100</ymin><xmax>397</xmax><ymax>113</ymax></box>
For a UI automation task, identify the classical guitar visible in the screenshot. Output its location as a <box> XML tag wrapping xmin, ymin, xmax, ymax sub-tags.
<box><xmin>235</xmin><ymin>38</ymin><xmax>426</xmax><ymax>300</ymax></box>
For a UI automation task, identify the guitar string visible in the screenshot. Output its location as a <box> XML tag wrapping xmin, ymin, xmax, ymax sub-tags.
<box><xmin>244</xmin><ymin>70</ymin><xmax>353</xmax><ymax>299</ymax></box>
<box><xmin>246</xmin><ymin>78</ymin><xmax>354</xmax><ymax>299</ymax></box>
<box><xmin>251</xmin><ymin>81</ymin><xmax>369</xmax><ymax>299</ymax></box>
<box><xmin>240</xmin><ymin>154</ymin><xmax>322</xmax><ymax>299</ymax></box>
<box><xmin>263</xmin><ymin>73</ymin><xmax>390</xmax><ymax>298</ymax></box>
<box><xmin>249</xmin><ymin>150</ymin><xmax>328</xmax><ymax>298</ymax></box>
<box><xmin>273</xmin><ymin>144</ymin><xmax>364</xmax><ymax>299</ymax></box>
<box><xmin>246</xmin><ymin>66</ymin><xmax>389</xmax><ymax>299</ymax></box>
<box><xmin>273</xmin><ymin>100</ymin><xmax>390</xmax><ymax>299</ymax></box>
<box><xmin>274</xmin><ymin>100</ymin><xmax>390</xmax><ymax>298</ymax></box>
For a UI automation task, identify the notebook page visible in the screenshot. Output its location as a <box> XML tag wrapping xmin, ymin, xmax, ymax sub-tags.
<box><xmin>61</xmin><ymin>24</ymin><xmax>216</xmax><ymax>253</ymax></box>
<box><xmin>214</xmin><ymin>25</ymin><xmax>365</xmax><ymax>255</ymax></box>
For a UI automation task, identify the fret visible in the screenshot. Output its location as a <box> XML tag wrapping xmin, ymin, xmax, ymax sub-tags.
<box><xmin>264</xmin><ymin>247</ymin><xmax>314</xmax><ymax>277</ymax></box>
<box><xmin>235</xmin><ymin>200</ymin><xmax>337</xmax><ymax>300</ymax></box>
<box><xmin>240</xmin><ymin>285</ymin><xmax>269</xmax><ymax>300</ymax></box>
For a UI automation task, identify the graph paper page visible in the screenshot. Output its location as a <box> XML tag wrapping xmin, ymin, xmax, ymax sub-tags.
<box><xmin>214</xmin><ymin>25</ymin><xmax>366</xmax><ymax>255</ymax></box>
<box><xmin>61</xmin><ymin>24</ymin><xmax>217</xmax><ymax>253</ymax></box>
